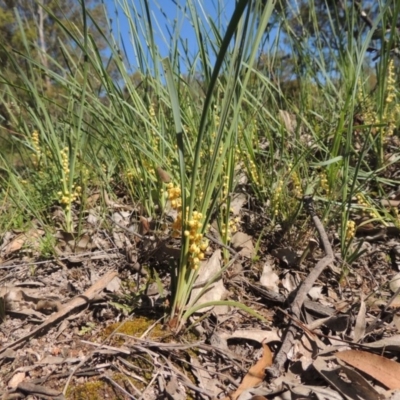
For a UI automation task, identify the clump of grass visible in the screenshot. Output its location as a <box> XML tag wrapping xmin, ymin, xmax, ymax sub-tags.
<box><xmin>0</xmin><ymin>0</ymin><xmax>399</xmax><ymax>332</ymax></box>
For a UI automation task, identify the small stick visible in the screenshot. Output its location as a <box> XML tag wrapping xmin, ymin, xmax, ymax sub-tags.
<box><xmin>205</xmin><ymin>233</ymin><xmax>238</xmax><ymax>255</ymax></box>
<box><xmin>267</xmin><ymin>196</ymin><xmax>334</xmax><ymax>378</ymax></box>
<box><xmin>0</xmin><ymin>270</ymin><xmax>118</xmax><ymax>356</ymax></box>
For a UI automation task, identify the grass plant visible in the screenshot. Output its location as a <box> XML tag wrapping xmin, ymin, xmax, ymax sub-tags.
<box><xmin>0</xmin><ymin>0</ymin><xmax>400</xmax><ymax>331</ymax></box>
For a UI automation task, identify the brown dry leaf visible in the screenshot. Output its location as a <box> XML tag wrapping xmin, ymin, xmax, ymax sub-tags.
<box><xmin>393</xmin><ymin>315</ymin><xmax>400</xmax><ymax>331</ymax></box>
<box><xmin>259</xmin><ymin>257</ymin><xmax>279</xmax><ymax>292</ymax></box>
<box><xmin>390</xmin><ymin>273</ymin><xmax>400</xmax><ymax>293</ymax></box>
<box><xmin>106</xmin><ymin>276</ymin><xmax>121</xmax><ymax>293</ymax></box>
<box><xmin>2</xmin><ymin>228</ymin><xmax>44</xmax><ymax>256</ymax></box>
<box><xmin>353</xmin><ymin>296</ymin><xmax>366</xmax><ymax>342</ymax></box>
<box><xmin>75</xmin><ymin>233</ymin><xmax>91</xmax><ymax>252</ymax></box>
<box><xmin>231</xmin><ymin>232</ymin><xmax>255</xmax><ymax>258</ymax></box>
<box><xmin>279</xmin><ymin>109</ymin><xmax>297</xmax><ymax>134</ymax></box>
<box><xmin>223</xmin><ymin>343</ymin><xmax>272</xmax><ymax>400</ymax></box>
<box><xmin>189</xmin><ymin>250</ymin><xmax>228</xmax><ymax>315</ymax></box>
<box><xmin>8</xmin><ymin>371</ymin><xmax>26</xmax><ymax>389</ymax></box>
<box><xmin>388</xmin><ymin>296</ymin><xmax>400</xmax><ymax>308</ymax></box>
<box><xmin>156</xmin><ymin>166</ymin><xmax>171</xmax><ymax>183</ymax></box>
<box><xmin>86</xmin><ymin>192</ymin><xmax>100</xmax><ymax>207</ymax></box>
<box><xmin>219</xmin><ymin>329</ymin><xmax>280</xmax><ymax>344</ymax></box>
<box><xmin>361</xmin><ymin>335</ymin><xmax>400</xmax><ymax>351</ymax></box>
<box><xmin>139</xmin><ymin>216</ymin><xmax>150</xmax><ymax>235</ymax></box>
<box><xmin>190</xmin><ymin>356</ymin><xmax>221</xmax><ymax>399</ymax></box>
<box><xmin>104</xmin><ymin>191</ymin><xmax>133</xmax><ymax>210</ymax></box>
<box><xmin>0</xmin><ymin>287</ymin><xmax>61</xmax><ymax>317</ymax></box>
<box><xmin>381</xmin><ymin>199</ymin><xmax>400</xmax><ymax>207</ymax></box>
<box><xmin>314</xmin><ymin>356</ymin><xmax>384</xmax><ymax>400</ymax></box>
<box><xmin>55</xmin><ymin>230</ymin><xmax>75</xmax><ymax>248</ymax></box>
<box><xmin>230</xmin><ymin>193</ymin><xmax>247</xmax><ymax>215</ymax></box>
<box><xmin>336</xmin><ymin>349</ymin><xmax>400</xmax><ymax>389</ymax></box>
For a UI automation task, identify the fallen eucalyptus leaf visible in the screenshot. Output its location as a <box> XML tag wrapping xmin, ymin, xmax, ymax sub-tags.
<box><xmin>260</xmin><ymin>257</ymin><xmax>279</xmax><ymax>292</ymax></box>
<box><xmin>231</xmin><ymin>232</ymin><xmax>255</xmax><ymax>258</ymax></box>
<box><xmin>314</xmin><ymin>356</ymin><xmax>384</xmax><ymax>400</ymax></box>
<box><xmin>223</xmin><ymin>344</ymin><xmax>273</xmax><ymax>400</ymax></box>
<box><xmin>189</xmin><ymin>250</ymin><xmax>228</xmax><ymax>315</ymax></box>
<box><xmin>337</xmin><ymin>349</ymin><xmax>400</xmax><ymax>390</ymax></box>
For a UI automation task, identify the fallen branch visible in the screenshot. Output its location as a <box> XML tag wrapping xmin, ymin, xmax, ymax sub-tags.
<box><xmin>268</xmin><ymin>196</ymin><xmax>334</xmax><ymax>378</ymax></box>
<box><xmin>0</xmin><ymin>270</ymin><xmax>118</xmax><ymax>356</ymax></box>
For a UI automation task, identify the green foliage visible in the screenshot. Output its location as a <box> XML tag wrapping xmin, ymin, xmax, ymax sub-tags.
<box><xmin>38</xmin><ymin>231</ymin><xmax>57</xmax><ymax>258</ymax></box>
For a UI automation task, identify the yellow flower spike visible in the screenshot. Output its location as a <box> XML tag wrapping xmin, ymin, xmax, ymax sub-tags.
<box><xmin>190</xmin><ymin>244</ymin><xmax>198</xmax><ymax>253</ymax></box>
<box><xmin>345</xmin><ymin>220</ymin><xmax>356</xmax><ymax>241</ymax></box>
<box><xmin>198</xmin><ymin>252</ymin><xmax>205</xmax><ymax>260</ymax></box>
<box><xmin>194</xmin><ymin>247</ymin><xmax>201</xmax><ymax>255</ymax></box>
<box><xmin>200</xmin><ymin>241</ymin><xmax>208</xmax><ymax>251</ymax></box>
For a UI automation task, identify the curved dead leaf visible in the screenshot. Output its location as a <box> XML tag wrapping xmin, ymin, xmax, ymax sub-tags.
<box><xmin>361</xmin><ymin>335</ymin><xmax>400</xmax><ymax>351</ymax></box>
<box><xmin>336</xmin><ymin>349</ymin><xmax>400</xmax><ymax>390</ymax></box>
<box><xmin>230</xmin><ymin>193</ymin><xmax>247</xmax><ymax>215</ymax></box>
<box><xmin>279</xmin><ymin>109</ymin><xmax>297</xmax><ymax>134</ymax></box>
<box><xmin>219</xmin><ymin>329</ymin><xmax>280</xmax><ymax>344</ymax></box>
<box><xmin>314</xmin><ymin>356</ymin><xmax>384</xmax><ymax>400</ymax></box>
<box><xmin>353</xmin><ymin>297</ymin><xmax>366</xmax><ymax>343</ymax></box>
<box><xmin>156</xmin><ymin>166</ymin><xmax>171</xmax><ymax>183</ymax></box>
<box><xmin>1</xmin><ymin>228</ymin><xmax>44</xmax><ymax>256</ymax></box>
<box><xmin>139</xmin><ymin>216</ymin><xmax>150</xmax><ymax>235</ymax></box>
<box><xmin>231</xmin><ymin>232</ymin><xmax>254</xmax><ymax>258</ymax></box>
<box><xmin>189</xmin><ymin>250</ymin><xmax>228</xmax><ymax>315</ymax></box>
<box><xmin>223</xmin><ymin>343</ymin><xmax>272</xmax><ymax>400</ymax></box>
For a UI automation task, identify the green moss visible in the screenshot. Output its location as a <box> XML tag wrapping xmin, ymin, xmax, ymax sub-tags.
<box><xmin>102</xmin><ymin>316</ymin><xmax>170</xmax><ymax>342</ymax></box>
<box><xmin>67</xmin><ymin>374</ymin><xmax>143</xmax><ymax>399</ymax></box>
<box><xmin>67</xmin><ymin>380</ymin><xmax>116</xmax><ymax>400</ymax></box>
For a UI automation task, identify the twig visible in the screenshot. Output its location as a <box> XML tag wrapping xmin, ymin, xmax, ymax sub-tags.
<box><xmin>62</xmin><ymin>303</ymin><xmax>137</xmax><ymax>396</ymax></box>
<box><xmin>0</xmin><ymin>270</ymin><xmax>118</xmax><ymax>356</ymax></box>
<box><xmin>0</xmin><ymin>249</ymin><xmax>120</xmax><ymax>269</ymax></box>
<box><xmin>106</xmin><ymin>214</ymin><xmax>144</xmax><ymax>240</ymax></box>
<box><xmin>205</xmin><ymin>233</ymin><xmax>238</xmax><ymax>255</ymax></box>
<box><xmin>101</xmin><ymin>373</ymin><xmax>138</xmax><ymax>399</ymax></box>
<box><xmin>267</xmin><ymin>196</ymin><xmax>334</xmax><ymax>378</ymax></box>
